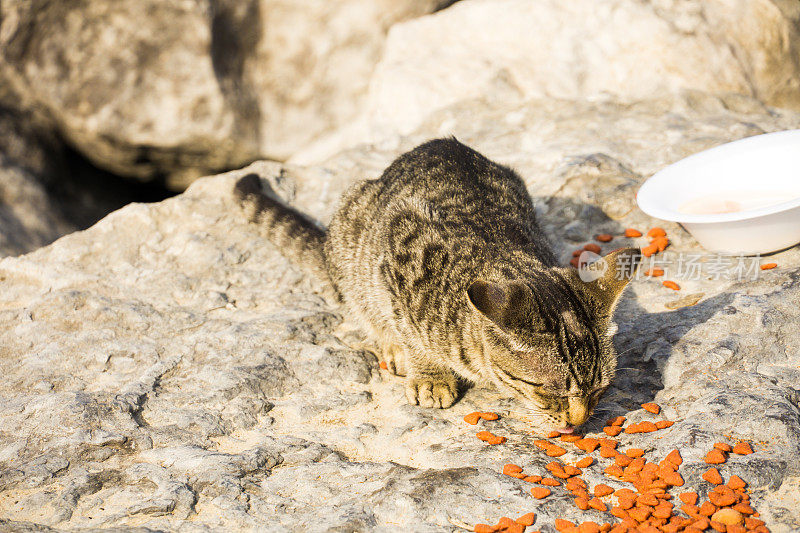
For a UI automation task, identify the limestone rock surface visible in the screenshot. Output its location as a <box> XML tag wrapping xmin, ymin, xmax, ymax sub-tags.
<box><xmin>292</xmin><ymin>0</ymin><xmax>800</xmax><ymax>164</ymax></box>
<box><xmin>0</xmin><ymin>0</ymin><xmax>448</xmax><ymax>184</ymax></box>
<box><xmin>1</xmin><ymin>91</ymin><xmax>800</xmax><ymax>530</ymax></box>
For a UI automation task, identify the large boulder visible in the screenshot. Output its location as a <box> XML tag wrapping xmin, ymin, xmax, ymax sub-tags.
<box><xmin>0</xmin><ymin>0</ymin><xmax>450</xmax><ymax>186</ymax></box>
<box><xmin>1</xmin><ymin>92</ymin><xmax>799</xmax><ymax>530</ymax></box>
<box><xmin>292</xmin><ymin>0</ymin><xmax>800</xmax><ymax>164</ymax></box>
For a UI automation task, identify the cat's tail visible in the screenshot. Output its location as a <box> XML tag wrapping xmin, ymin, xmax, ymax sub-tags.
<box><xmin>233</xmin><ymin>173</ymin><xmax>330</xmax><ymax>283</ymax></box>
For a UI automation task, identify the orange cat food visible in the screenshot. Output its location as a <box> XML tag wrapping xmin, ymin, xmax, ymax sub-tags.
<box><xmin>555</xmin><ymin>519</ymin><xmax>576</xmax><ymax>532</ymax></box>
<box><xmin>596</xmin><ymin>234</ymin><xmax>613</xmax><ymax>242</ymax></box>
<box><xmin>480</xmin><ymin>412</ymin><xmax>500</xmax><ymax>421</ymax></box>
<box><xmin>680</xmin><ymin>492</ymin><xmax>698</xmax><ymax>505</ymax></box>
<box><xmin>644</xmin><ymin>268</ymin><xmax>664</xmax><ymax>277</ymax></box>
<box><xmin>655</xmin><ymin>420</ymin><xmax>674</xmax><ymax>429</ymax></box>
<box><xmin>545</xmin><ymin>444</ymin><xmax>568</xmax><ymax>457</ymax></box>
<box><xmin>531</xmin><ymin>487</ymin><xmax>551</xmax><ymax>499</ymax></box>
<box><xmin>665</xmin><ymin>449</ymin><xmax>683</xmax><ymax>467</ymax></box>
<box><xmin>704</xmin><ymin>448</ymin><xmax>727</xmax><ymax>465</ymax></box>
<box><xmin>379</xmin><ymin>361</ymin><xmax>388</xmax><ymax>370</ymax></box>
<box><xmin>541</xmin><ymin>477</ymin><xmax>561</xmax><ymax>486</ymax></box>
<box><xmin>474</xmin><ymin>524</ymin><xmax>496</xmax><ymax>533</ymax></box>
<box><xmin>641</xmin><ymin>402</ymin><xmax>660</xmax><ymax>414</ymax></box>
<box><xmin>573</xmin><ymin>438</ymin><xmax>599</xmax><ymax>453</ymax></box>
<box><xmin>647</xmin><ymin>227</ymin><xmax>666</xmax><ymax>238</ymax></box>
<box><xmin>576</xmin><ymin>457</ymin><xmax>594</xmax><ymax>468</ymax></box>
<box><xmin>594</xmin><ymin>484</ymin><xmax>614</xmax><ymax>497</ymax></box>
<box><xmin>464</xmin><ymin>412</ymin><xmax>482</xmax><ymax>425</ymax></box>
<box><xmin>712</xmin><ymin>508</ymin><xmax>744</xmax><ymax>525</ymax></box>
<box><xmin>727</xmin><ymin>475</ymin><xmax>747</xmax><ymax>490</ymax></box>
<box><xmin>606</xmin><ymin>416</ymin><xmax>626</xmax><ymax>427</ymax></box>
<box><xmin>760</xmin><ymin>263</ymin><xmax>777</xmax><ymax>270</ymax></box>
<box><xmin>642</xmin><ymin>244</ymin><xmax>658</xmax><ymax>257</ymax></box>
<box><xmin>477</xmin><ymin>431</ymin><xmax>506</xmax><ymax>445</ymax></box>
<box><xmin>584</xmin><ymin>243</ymin><xmax>602</xmax><ymax>254</ymax></box>
<box><xmin>603</xmin><ymin>426</ymin><xmax>623</xmax><ymax>436</ymax></box>
<box><xmin>651</xmin><ymin>236</ymin><xmax>669</xmax><ymax>252</ymax></box>
<box><xmin>713</xmin><ymin>442</ymin><xmax>733</xmax><ymax>452</ymax></box>
<box><xmin>503</xmin><ymin>463</ymin><xmax>523</xmax><ymax>476</ymax></box>
<box><xmin>702</xmin><ymin>467</ymin><xmax>723</xmax><ymax>485</ymax></box>
<box><xmin>624</xmin><ymin>228</ymin><xmax>642</xmax><ymax>238</ymax></box>
<box><xmin>516</xmin><ymin>512</ymin><xmax>536</xmax><ymax>526</ymax></box>
<box><xmin>732</xmin><ymin>441</ymin><xmax>753</xmax><ymax>455</ymax></box>
<box><xmin>523</xmin><ymin>474</ymin><xmax>542</xmax><ymax>483</ymax></box>
<box><xmin>662</xmin><ymin>280</ymin><xmax>680</xmax><ymax>290</ymax></box>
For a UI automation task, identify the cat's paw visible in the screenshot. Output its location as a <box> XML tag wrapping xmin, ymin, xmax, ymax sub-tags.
<box><xmin>405</xmin><ymin>374</ymin><xmax>457</xmax><ymax>408</ymax></box>
<box><xmin>382</xmin><ymin>343</ymin><xmax>407</xmax><ymax>376</ymax></box>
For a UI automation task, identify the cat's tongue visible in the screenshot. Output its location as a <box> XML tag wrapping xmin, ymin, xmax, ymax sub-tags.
<box><xmin>556</xmin><ymin>427</ymin><xmax>574</xmax><ymax>434</ymax></box>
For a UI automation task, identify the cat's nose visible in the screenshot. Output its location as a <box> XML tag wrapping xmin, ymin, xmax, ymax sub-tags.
<box><xmin>567</xmin><ymin>397</ymin><xmax>590</xmax><ymax>427</ymax></box>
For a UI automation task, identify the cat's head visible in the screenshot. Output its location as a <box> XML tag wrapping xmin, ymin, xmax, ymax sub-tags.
<box><xmin>467</xmin><ymin>248</ymin><xmax>640</xmax><ymax>433</ymax></box>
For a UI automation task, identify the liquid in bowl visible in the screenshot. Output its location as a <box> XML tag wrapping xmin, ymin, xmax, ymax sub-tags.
<box><xmin>678</xmin><ymin>191</ymin><xmax>799</xmax><ymax>215</ymax></box>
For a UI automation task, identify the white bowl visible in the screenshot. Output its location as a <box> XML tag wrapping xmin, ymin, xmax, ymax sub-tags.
<box><xmin>637</xmin><ymin>129</ymin><xmax>800</xmax><ymax>255</ymax></box>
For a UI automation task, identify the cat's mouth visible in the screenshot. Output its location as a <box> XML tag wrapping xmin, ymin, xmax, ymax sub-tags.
<box><xmin>555</xmin><ymin>426</ymin><xmax>575</xmax><ymax>434</ymax></box>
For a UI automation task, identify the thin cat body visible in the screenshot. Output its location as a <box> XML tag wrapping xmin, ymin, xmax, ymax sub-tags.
<box><xmin>235</xmin><ymin>138</ymin><xmax>639</xmax><ymax>432</ymax></box>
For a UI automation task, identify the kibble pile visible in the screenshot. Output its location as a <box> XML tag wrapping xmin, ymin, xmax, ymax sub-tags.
<box><xmin>463</xmin><ymin>403</ymin><xmax>768</xmax><ymax>533</ymax></box>
<box><xmin>568</xmin><ymin>228</ymin><xmax>778</xmax><ymax>292</ymax></box>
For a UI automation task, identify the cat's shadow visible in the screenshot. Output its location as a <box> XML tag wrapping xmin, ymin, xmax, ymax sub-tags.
<box><xmin>534</xmin><ymin>195</ymin><xmax>736</xmax><ymax>433</ymax></box>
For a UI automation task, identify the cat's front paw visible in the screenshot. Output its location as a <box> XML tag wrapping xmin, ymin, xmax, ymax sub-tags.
<box><xmin>405</xmin><ymin>374</ymin><xmax>457</xmax><ymax>408</ymax></box>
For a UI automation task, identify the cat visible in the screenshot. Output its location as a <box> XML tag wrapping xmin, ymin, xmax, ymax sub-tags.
<box><xmin>234</xmin><ymin>138</ymin><xmax>640</xmax><ymax>432</ymax></box>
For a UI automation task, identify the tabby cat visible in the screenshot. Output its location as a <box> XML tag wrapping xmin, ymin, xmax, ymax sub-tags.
<box><xmin>234</xmin><ymin>138</ymin><xmax>639</xmax><ymax>432</ymax></box>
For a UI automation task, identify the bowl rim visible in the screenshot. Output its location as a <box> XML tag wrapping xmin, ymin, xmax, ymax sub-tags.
<box><xmin>637</xmin><ymin>129</ymin><xmax>800</xmax><ymax>224</ymax></box>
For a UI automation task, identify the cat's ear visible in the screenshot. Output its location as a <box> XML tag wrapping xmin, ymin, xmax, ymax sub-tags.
<box><xmin>574</xmin><ymin>247</ymin><xmax>641</xmax><ymax>311</ymax></box>
<box><xmin>467</xmin><ymin>280</ymin><xmax>531</xmax><ymax>326</ymax></box>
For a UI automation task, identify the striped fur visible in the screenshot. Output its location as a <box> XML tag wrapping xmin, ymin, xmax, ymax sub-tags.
<box><xmin>235</xmin><ymin>139</ymin><xmax>639</xmax><ymax>430</ymax></box>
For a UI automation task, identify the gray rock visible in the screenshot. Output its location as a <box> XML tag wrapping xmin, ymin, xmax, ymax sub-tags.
<box><xmin>0</xmin><ymin>0</ymin><xmax>448</xmax><ymax>185</ymax></box>
<box><xmin>292</xmin><ymin>0</ymin><xmax>800</xmax><ymax>163</ymax></box>
<box><xmin>1</xmin><ymin>95</ymin><xmax>799</xmax><ymax>530</ymax></box>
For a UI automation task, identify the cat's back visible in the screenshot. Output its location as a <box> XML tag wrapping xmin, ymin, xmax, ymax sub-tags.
<box><xmin>377</xmin><ymin>138</ymin><xmax>529</xmax><ymax>205</ymax></box>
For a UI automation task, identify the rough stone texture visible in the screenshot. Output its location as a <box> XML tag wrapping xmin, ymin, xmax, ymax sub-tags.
<box><xmin>292</xmin><ymin>0</ymin><xmax>800</xmax><ymax>164</ymax></box>
<box><xmin>0</xmin><ymin>107</ymin><xmax>79</xmax><ymax>257</ymax></box>
<box><xmin>1</xmin><ymin>90</ymin><xmax>800</xmax><ymax>530</ymax></box>
<box><xmin>0</xmin><ymin>0</ymin><xmax>448</xmax><ymax>185</ymax></box>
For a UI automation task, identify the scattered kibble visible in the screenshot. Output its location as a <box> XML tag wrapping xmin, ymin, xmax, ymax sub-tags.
<box><xmin>647</xmin><ymin>227</ymin><xmax>666</xmax><ymax>238</ymax></box>
<box><xmin>379</xmin><ymin>361</ymin><xmax>388</xmax><ymax>370</ymax></box>
<box><xmin>471</xmin><ymin>403</ymin><xmax>767</xmax><ymax>533</ymax></box>
<box><xmin>662</xmin><ymin>280</ymin><xmax>680</xmax><ymax>290</ymax></box>
<box><xmin>651</xmin><ymin>236</ymin><xmax>669</xmax><ymax>251</ymax></box>
<box><xmin>703</xmin><ymin>467</ymin><xmax>723</xmax><ymax>485</ymax></box>
<box><xmin>464</xmin><ymin>412</ymin><xmax>482</xmax><ymax>425</ymax></box>
<box><xmin>596</xmin><ymin>234</ymin><xmax>613</xmax><ymax>242</ymax></box>
<box><xmin>644</xmin><ymin>268</ymin><xmax>664</xmax><ymax>277</ymax></box>
<box><xmin>516</xmin><ymin>512</ymin><xmax>536</xmax><ymax>526</ymax></box>
<box><xmin>624</xmin><ymin>228</ymin><xmax>642</xmax><ymax>238</ymax></box>
<box><xmin>705</xmin><ymin>448</ymin><xmax>727</xmax><ymax>465</ymax></box>
<box><xmin>531</xmin><ymin>487</ymin><xmax>551</xmax><ymax>499</ymax></box>
<box><xmin>477</xmin><ymin>431</ymin><xmax>506</xmax><ymax>445</ymax></box>
<box><xmin>641</xmin><ymin>402</ymin><xmax>660</xmax><ymax>414</ymax></box>
<box><xmin>642</xmin><ymin>243</ymin><xmax>658</xmax><ymax>257</ymax></box>
<box><xmin>760</xmin><ymin>263</ymin><xmax>777</xmax><ymax>270</ymax></box>
<box><xmin>583</xmin><ymin>243</ymin><xmax>602</xmax><ymax>254</ymax></box>
<box><xmin>712</xmin><ymin>508</ymin><xmax>744</xmax><ymax>525</ymax></box>
<box><xmin>732</xmin><ymin>441</ymin><xmax>753</xmax><ymax>455</ymax></box>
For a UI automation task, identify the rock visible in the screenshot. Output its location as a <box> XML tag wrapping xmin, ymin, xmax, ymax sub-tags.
<box><xmin>1</xmin><ymin>95</ymin><xmax>800</xmax><ymax>530</ymax></box>
<box><xmin>293</xmin><ymin>0</ymin><xmax>800</xmax><ymax>163</ymax></box>
<box><xmin>0</xmin><ymin>107</ymin><xmax>78</xmax><ymax>257</ymax></box>
<box><xmin>0</xmin><ymin>0</ymin><xmax>448</xmax><ymax>185</ymax></box>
